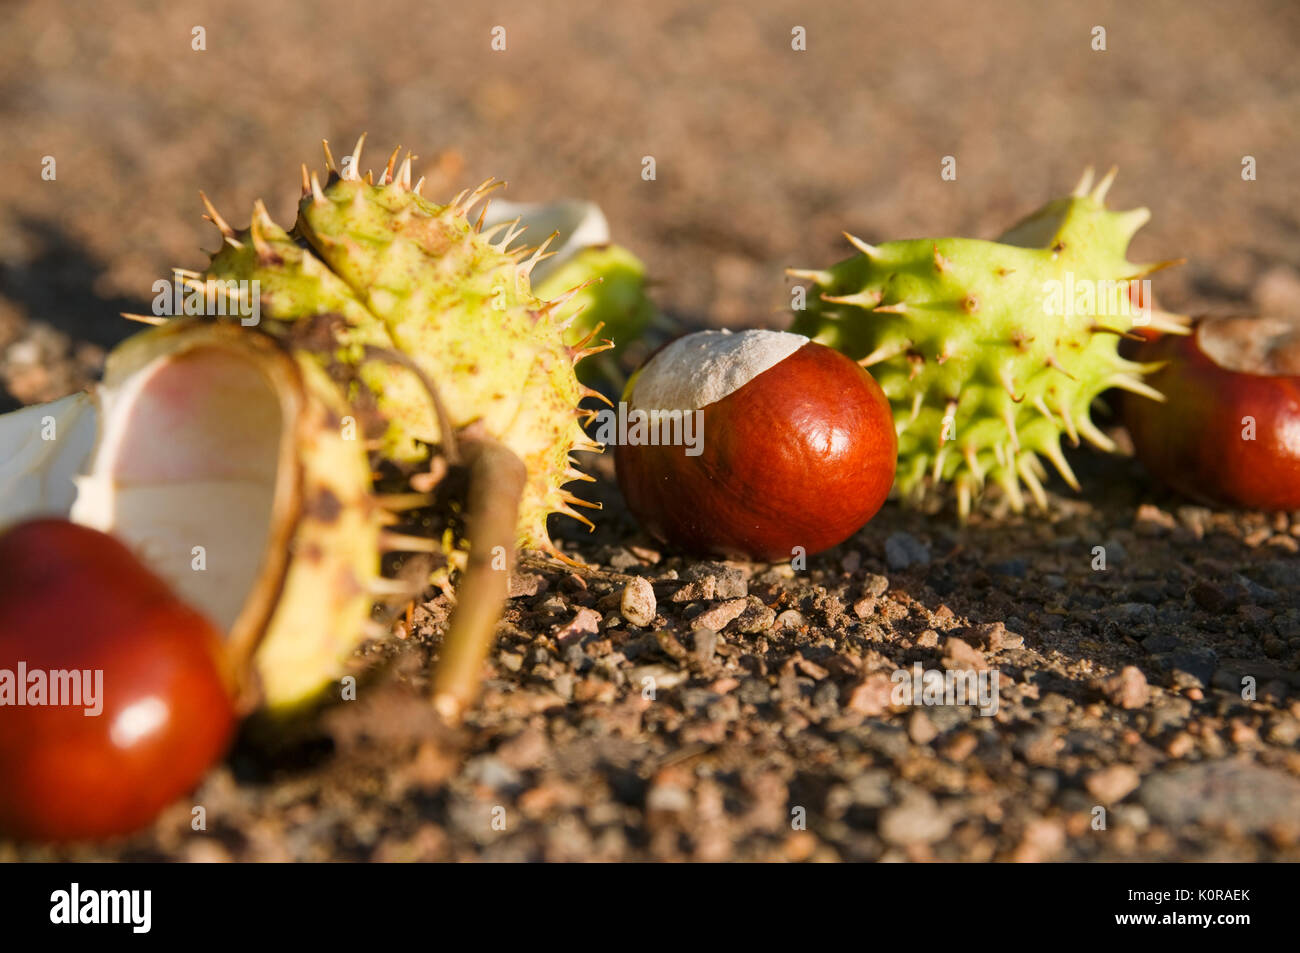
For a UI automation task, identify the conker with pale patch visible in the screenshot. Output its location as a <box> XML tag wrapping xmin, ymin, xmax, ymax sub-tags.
<box><xmin>0</xmin><ymin>519</ymin><xmax>236</xmax><ymax>842</ymax></box>
<box><xmin>1124</xmin><ymin>314</ymin><xmax>1300</xmax><ymax>510</ymax></box>
<box><xmin>614</xmin><ymin>329</ymin><xmax>896</xmax><ymax>560</ymax></box>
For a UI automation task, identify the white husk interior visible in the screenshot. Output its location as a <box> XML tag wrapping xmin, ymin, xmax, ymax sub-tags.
<box><xmin>628</xmin><ymin>328</ymin><xmax>808</xmax><ymax>412</ymax></box>
<box><xmin>70</xmin><ymin>347</ymin><xmax>280</xmax><ymax>633</ymax></box>
<box><xmin>0</xmin><ymin>392</ymin><xmax>97</xmax><ymax>527</ymax></box>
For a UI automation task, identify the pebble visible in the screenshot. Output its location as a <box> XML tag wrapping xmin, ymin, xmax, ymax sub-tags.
<box><xmin>692</xmin><ymin>627</ymin><xmax>718</xmax><ymax>663</ymax></box>
<box><xmin>908</xmin><ymin>710</ymin><xmax>938</xmax><ymax>745</ymax></box>
<box><xmin>846</xmin><ymin>674</ymin><xmax>895</xmax><ymax>715</ymax></box>
<box><xmin>847</xmin><ymin>770</ymin><xmax>892</xmax><ymax>807</ymax></box>
<box><xmin>885</xmin><ymin>531</ymin><xmax>931</xmax><ymax>570</ymax></box>
<box><xmin>1101</xmin><ymin>666</ymin><xmax>1149</xmax><ymax>710</ymax></box>
<box><xmin>619</xmin><ymin>577</ymin><xmax>657</xmax><ymax>628</ymax></box>
<box><xmin>879</xmin><ymin>792</ymin><xmax>952</xmax><ymax>845</ymax></box>
<box><xmin>606</xmin><ymin>548</ymin><xmax>642</xmax><ymax>570</ymax></box>
<box><xmin>862</xmin><ymin>573</ymin><xmax>890</xmax><ymax>598</ymax></box>
<box><xmin>943</xmin><ymin>636</ymin><xmax>987</xmax><ymax>670</ymax></box>
<box><xmin>733</xmin><ymin>598</ymin><xmax>777</xmax><ymax>634</ymax></box>
<box><xmin>1135</xmin><ymin>503</ymin><xmax>1177</xmax><ymax>535</ymax></box>
<box><xmin>1140</xmin><ymin>761</ymin><xmax>1300</xmax><ymax>832</ymax></box>
<box><xmin>1085</xmin><ymin>764</ymin><xmax>1141</xmax><ymax>803</ymax></box>
<box><xmin>774</xmin><ymin>609</ymin><xmax>806</xmax><ymax>629</ymax></box>
<box><xmin>692</xmin><ymin>598</ymin><xmax>749</xmax><ymax>631</ymax></box>
<box><xmin>1013</xmin><ymin>818</ymin><xmax>1066</xmax><ymax>863</ymax></box>
<box><xmin>554</xmin><ymin>607</ymin><xmax>602</xmax><ymax>644</ymax></box>
<box><xmin>671</xmin><ymin>578</ymin><xmax>715</xmax><ymax>602</ymax></box>
<box><xmin>462</xmin><ymin>755</ymin><xmax>522</xmax><ymax>790</ymax></box>
<box><xmin>507</xmin><ymin>571</ymin><xmax>545</xmax><ymax>597</ymax></box>
<box><xmin>852</xmin><ymin>596</ymin><xmax>878</xmax><ymax>618</ymax></box>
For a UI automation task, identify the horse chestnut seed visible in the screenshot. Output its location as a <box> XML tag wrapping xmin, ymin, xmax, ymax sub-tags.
<box><xmin>1124</xmin><ymin>315</ymin><xmax>1300</xmax><ymax>510</ymax></box>
<box><xmin>614</xmin><ymin>329</ymin><xmax>896</xmax><ymax>560</ymax></box>
<box><xmin>0</xmin><ymin>519</ymin><xmax>236</xmax><ymax>842</ymax></box>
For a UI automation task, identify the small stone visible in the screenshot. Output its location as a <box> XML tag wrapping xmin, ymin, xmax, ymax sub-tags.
<box><xmin>1165</xmin><ymin>733</ymin><xmax>1195</xmax><ymax>758</ymax></box>
<box><xmin>1190</xmin><ymin>579</ymin><xmax>1245</xmax><ymax>613</ymax></box>
<box><xmin>462</xmin><ymin>755</ymin><xmax>521</xmax><ymax>790</ymax></box>
<box><xmin>1013</xmin><ymin>818</ymin><xmax>1066</xmax><ymax>863</ymax></box>
<box><xmin>628</xmin><ymin>664</ymin><xmax>688</xmax><ymax>692</ymax></box>
<box><xmin>711</xmin><ymin>568</ymin><xmax>749</xmax><ymax>600</ymax></box>
<box><xmin>774</xmin><ymin>609</ymin><xmax>806</xmax><ymax>629</ymax></box>
<box><xmin>1101</xmin><ymin>666</ymin><xmax>1149</xmax><ymax>710</ymax></box>
<box><xmin>646</xmin><ymin>782</ymin><xmax>691</xmax><ymax>815</ymax></box>
<box><xmin>1140</xmin><ymin>761</ymin><xmax>1300</xmax><ymax>832</ymax></box>
<box><xmin>847</xmin><ymin>769</ymin><xmax>892</xmax><ymax>807</ymax></box>
<box><xmin>670</xmin><ymin>578</ymin><xmax>715</xmax><ymax>602</ymax></box>
<box><xmin>692</xmin><ymin>627</ymin><xmax>718</xmax><ymax>663</ymax></box>
<box><xmin>606</xmin><ymin>548</ymin><xmax>642</xmax><ymax>570</ymax></box>
<box><xmin>943</xmin><ymin>636</ymin><xmax>987</xmax><ymax>670</ymax></box>
<box><xmin>1244</xmin><ymin>527</ymin><xmax>1272</xmax><ymax>548</ymax></box>
<box><xmin>908</xmin><ymin>710</ymin><xmax>938</xmax><ymax>745</ymax></box>
<box><xmin>691</xmin><ymin>598</ymin><xmax>748</xmax><ymax>632</ymax></box>
<box><xmin>1085</xmin><ymin>764</ymin><xmax>1141</xmax><ymax>804</ymax></box>
<box><xmin>846</xmin><ymin>673</ymin><xmax>895</xmax><ymax>715</ymax></box>
<box><xmin>885</xmin><ymin>531</ymin><xmax>931</xmax><ymax>570</ymax></box>
<box><xmin>1135</xmin><ymin>503</ymin><xmax>1177</xmax><ymax>535</ymax></box>
<box><xmin>619</xmin><ymin>577</ymin><xmax>657</xmax><ymax>628</ymax></box>
<box><xmin>960</xmin><ymin>621</ymin><xmax>1007</xmax><ymax>651</ymax></box>
<box><xmin>507</xmin><ymin>571</ymin><xmax>545</xmax><ymax>598</ymax></box>
<box><xmin>1266</xmin><ymin>717</ymin><xmax>1300</xmax><ymax>746</ymax></box>
<box><xmin>879</xmin><ymin>792</ymin><xmax>951</xmax><ymax>845</ymax></box>
<box><xmin>554</xmin><ymin>607</ymin><xmax>602</xmax><ymax>644</ymax></box>
<box><xmin>942</xmin><ymin>732</ymin><xmax>979</xmax><ymax>761</ymax></box>
<box><xmin>655</xmin><ymin>628</ymin><xmax>691</xmax><ymax>662</ymax></box>
<box><xmin>733</xmin><ymin>598</ymin><xmax>777</xmax><ymax>634</ymax></box>
<box><xmin>1234</xmin><ymin>573</ymin><xmax>1279</xmax><ymax>605</ymax></box>
<box><xmin>862</xmin><ymin>573</ymin><xmax>890</xmax><ymax>598</ymax></box>
<box><xmin>852</xmin><ymin>596</ymin><xmax>878</xmax><ymax>618</ymax></box>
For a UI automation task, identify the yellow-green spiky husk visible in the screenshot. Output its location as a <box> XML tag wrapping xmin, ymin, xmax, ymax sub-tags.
<box><xmin>789</xmin><ymin>171</ymin><xmax>1184</xmax><ymax>519</ymax></box>
<box><xmin>200</xmin><ymin>150</ymin><xmax>601</xmax><ymax>559</ymax></box>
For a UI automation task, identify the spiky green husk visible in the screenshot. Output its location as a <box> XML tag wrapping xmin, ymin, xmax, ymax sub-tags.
<box><xmin>198</xmin><ymin>145</ymin><xmax>602</xmax><ymax>558</ymax></box>
<box><xmin>789</xmin><ymin>170</ymin><xmax>1185</xmax><ymax>519</ymax></box>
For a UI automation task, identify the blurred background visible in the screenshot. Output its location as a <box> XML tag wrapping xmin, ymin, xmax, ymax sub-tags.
<box><xmin>2</xmin><ymin>0</ymin><xmax>1298</xmax><ymax>411</ymax></box>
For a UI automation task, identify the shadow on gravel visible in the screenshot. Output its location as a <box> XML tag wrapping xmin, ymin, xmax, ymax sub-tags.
<box><xmin>0</xmin><ymin>217</ymin><xmax>149</xmax><ymax>339</ymax></box>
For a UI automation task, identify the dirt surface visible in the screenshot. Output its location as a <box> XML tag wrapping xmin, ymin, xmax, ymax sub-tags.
<box><xmin>3</xmin><ymin>0</ymin><xmax>1300</xmax><ymax>861</ymax></box>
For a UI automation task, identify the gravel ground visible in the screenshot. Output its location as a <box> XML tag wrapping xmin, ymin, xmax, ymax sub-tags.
<box><xmin>2</xmin><ymin>0</ymin><xmax>1300</xmax><ymax>861</ymax></box>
